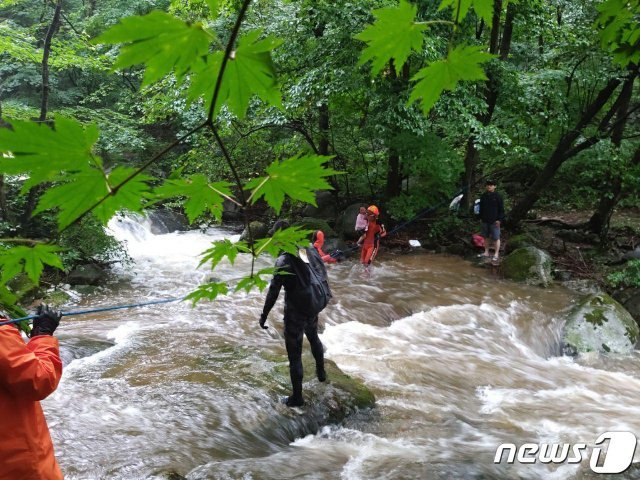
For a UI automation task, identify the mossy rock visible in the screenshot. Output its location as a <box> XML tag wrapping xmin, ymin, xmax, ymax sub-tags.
<box><xmin>505</xmin><ymin>233</ymin><xmax>535</xmax><ymax>254</ymax></box>
<box><xmin>563</xmin><ymin>294</ymin><xmax>639</xmax><ymax>355</ymax></box>
<box><xmin>294</xmin><ymin>217</ymin><xmax>336</xmax><ymax>238</ymax></box>
<box><xmin>7</xmin><ymin>273</ymin><xmax>44</xmax><ymax>304</ymax></box>
<box><xmin>42</xmin><ymin>289</ymin><xmax>72</xmax><ymax>307</ymax></box>
<box><xmin>502</xmin><ymin>246</ymin><xmax>553</xmax><ymax>287</ymax></box>
<box><xmin>266</xmin><ymin>352</ymin><xmax>375</xmax><ymax>423</ymax></box>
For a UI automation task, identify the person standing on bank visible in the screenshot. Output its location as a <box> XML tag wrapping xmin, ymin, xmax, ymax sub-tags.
<box><xmin>0</xmin><ymin>304</ymin><xmax>64</xmax><ymax>480</ymax></box>
<box><xmin>478</xmin><ymin>180</ymin><xmax>505</xmax><ymax>262</ymax></box>
<box><xmin>259</xmin><ymin>220</ymin><xmax>332</xmax><ymax>407</ymax></box>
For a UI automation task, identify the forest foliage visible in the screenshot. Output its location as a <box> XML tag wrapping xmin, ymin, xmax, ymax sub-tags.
<box><xmin>0</xmin><ymin>0</ymin><xmax>638</xmax><ymax>312</ymax></box>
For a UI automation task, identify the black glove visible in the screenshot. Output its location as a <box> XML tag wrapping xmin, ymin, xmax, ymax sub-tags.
<box><xmin>259</xmin><ymin>313</ymin><xmax>268</xmax><ymax>329</ymax></box>
<box><xmin>31</xmin><ymin>304</ymin><xmax>62</xmax><ymax>337</ymax></box>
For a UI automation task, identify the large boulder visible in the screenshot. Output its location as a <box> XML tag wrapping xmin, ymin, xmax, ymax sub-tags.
<box><xmin>239</xmin><ymin>221</ymin><xmax>268</xmax><ymax>243</ymax></box>
<box><xmin>221</xmin><ymin>198</ymin><xmax>243</xmax><ymax>221</ymax></box>
<box><xmin>294</xmin><ymin>217</ymin><xmax>336</xmax><ymax>237</ymax></box>
<box><xmin>67</xmin><ymin>264</ymin><xmax>108</xmax><ymax>286</ymax></box>
<box><xmin>148</xmin><ymin>208</ymin><xmax>189</xmax><ymax>233</ymax></box>
<box><xmin>335</xmin><ymin>203</ymin><xmax>365</xmax><ymax>240</ymax></box>
<box><xmin>302</xmin><ymin>191</ymin><xmax>338</xmax><ymax>219</ymax></box>
<box><xmin>563</xmin><ymin>294</ymin><xmax>639</xmax><ymax>355</ymax></box>
<box><xmin>502</xmin><ymin>246</ymin><xmax>553</xmax><ymax>287</ymax></box>
<box><xmin>613</xmin><ymin>288</ymin><xmax>640</xmax><ymax>325</ymax></box>
<box><xmin>267</xmin><ymin>353</ymin><xmax>375</xmax><ymax>424</ymax></box>
<box><xmin>505</xmin><ymin>233</ymin><xmax>536</xmax><ymax>254</ymax></box>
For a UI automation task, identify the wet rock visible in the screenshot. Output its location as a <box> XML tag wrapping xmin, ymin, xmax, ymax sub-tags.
<box><xmin>334</xmin><ymin>203</ymin><xmax>366</xmax><ymax>240</ymax></box>
<box><xmin>502</xmin><ymin>247</ymin><xmax>553</xmax><ymax>287</ymax></box>
<box><xmin>505</xmin><ymin>233</ymin><xmax>535</xmax><ymax>254</ymax></box>
<box><xmin>239</xmin><ymin>221</ymin><xmax>268</xmax><ymax>243</ymax></box>
<box><xmin>7</xmin><ymin>273</ymin><xmax>44</xmax><ymax>304</ymax></box>
<box><xmin>554</xmin><ymin>270</ymin><xmax>572</xmax><ymax>281</ymax></box>
<box><xmin>58</xmin><ymin>338</ymin><xmax>115</xmax><ymax>365</ymax></box>
<box><xmin>221</xmin><ymin>198</ymin><xmax>243</xmax><ymax>221</ymax></box>
<box><xmin>302</xmin><ymin>191</ymin><xmax>337</xmax><ymax>219</ymax></box>
<box><xmin>67</xmin><ymin>264</ymin><xmax>108</xmax><ymax>286</ymax></box>
<box><xmin>563</xmin><ymin>294</ymin><xmax>639</xmax><ymax>355</ymax></box>
<box><xmin>623</xmin><ymin>247</ymin><xmax>640</xmax><ymax>261</ymax></box>
<box><xmin>148</xmin><ymin>208</ymin><xmax>189</xmax><ymax>233</ymax></box>
<box><xmin>555</xmin><ymin>229</ymin><xmax>599</xmax><ymax>245</ymax></box>
<box><xmin>294</xmin><ymin>217</ymin><xmax>336</xmax><ymax>237</ymax></box>
<box><xmin>621</xmin><ymin>289</ymin><xmax>640</xmax><ymax>325</ymax></box>
<box><xmin>42</xmin><ymin>289</ymin><xmax>72</xmax><ymax>306</ymax></box>
<box><xmin>264</xmin><ymin>352</ymin><xmax>375</xmax><ymax>425</ymax></box>
<box><xmin>562</xmin><ymin>279</ymin><xmax>604</xmax><ymax>296</ymax></box>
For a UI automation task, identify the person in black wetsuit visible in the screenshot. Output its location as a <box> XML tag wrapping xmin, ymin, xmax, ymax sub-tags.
<box><xmin>478</xmin><ymin>179</ymin><xmax>505</xmax><ymax>261</ymax></box>
<box><xmin>259</xmin><ymin>220</ymin><xmax>331</xmax><ymax>407</ymax></box>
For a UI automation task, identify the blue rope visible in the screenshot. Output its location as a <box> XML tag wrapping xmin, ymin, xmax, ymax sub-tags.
<box><xmin>0</xmin><ymin>296</ymin><xmax>184</xmax><ymax>327</ymax></box>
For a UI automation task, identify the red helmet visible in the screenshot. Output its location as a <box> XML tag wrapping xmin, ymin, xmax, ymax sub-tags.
<box><xmin>367</xmin><ymin>205</ymin><xmax>379</xmax><ymax>216</ymax></box>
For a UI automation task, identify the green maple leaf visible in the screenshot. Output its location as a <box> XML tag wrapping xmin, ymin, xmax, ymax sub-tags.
<box><xmin>596</xmin><ymin>0</ymin><xmax>640</xmax><ymax>67</ymax></box>
<box><xmin>234</xmin><ymin>268</ymin><xmax>275</xmax><ymax>293</ymax></box>
<box><xmin>198</xmin><ymin>239</ymin><xmax>250</xmax><ymax>269</ymax></box>
<box><xmin>93</xmin><ymin>167</ymin><xmax>153</xmax><ymax>224</ymax></box>
<box><xmin>188</xmin><ymin>29</ymin><xmax>283</xmax><ymax>118</ymax></box>
<box><xmin>155</xmin><ymin>174</ymin><xmax>233</xmax><ymax>223</ymax></box>
<box><xmin>93</xmin><ymin>10</ymin><xmax>212</xmax><ymax>86</ymax></box>
<box><xmin>355</xmin><ymin>0</ymin><xmax>426</xmax><ymax>75</ymax></box>
<box><xmin>205</xmin><ymin>0</ymin><xmax>218</xmax><ymax>18</ymax></box>
<box><xmin>253</xmin><ymin>226</ymin><xmax>312</xmax><ymax>258</ymax></box>
<box><xmin>34</xmin><ymin>167</ymin><xmax>152</xmax><ymax>230</ymax></box>
<box><xmin>244</xmin><ymin>154</ymin><xmax>338</xmax><ymax>213</ymax></box>
<box><xmin>0</xmin><ymin>245</ymin><xmax>63</xmax><ymax>284</ymax></box>
<box><xmin>185</xmin><ymin>281</ymin><xmax>228</xmax><ymax>305</ymax></box>
<box><xmin>0</xmin><ymin>117</ymin><xmax>98</xmax><ymax>191</ymax></box>
<box><xmin>471</xmin><ymin>0</ymin><xmax>494</xmax><ymax>24</ymax></box>
<box><xmin>409</xmin><ymin>45</ymin><xmax>494</xmax><ymax>115</ymax></box>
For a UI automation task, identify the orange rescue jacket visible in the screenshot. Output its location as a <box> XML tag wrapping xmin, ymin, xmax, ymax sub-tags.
<box><xmin>0</xmin><ymin>324</ymin><xmax>63</xmax><ymax>480</ymax></box>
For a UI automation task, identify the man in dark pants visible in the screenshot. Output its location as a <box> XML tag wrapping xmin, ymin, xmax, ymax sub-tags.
<box><xmin>259</xmin><ymin>220</ymin><xmax>330</xmax><ymax>407</ymax></box>
<box><xmin>478</xmin><ymin>179</ymin><xmax>505</xmax><ymax>261</ymax></box>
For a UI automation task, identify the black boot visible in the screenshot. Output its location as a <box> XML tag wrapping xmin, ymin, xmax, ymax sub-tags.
<box><xmin>316</xmin><ymin>364</ymin><xmax>327</xmax><ymax>382</ymax></box>
<box><xmin>284</xmin><ymin>395</ymin><xmax>305</xmax><ymax>407</ymax></box>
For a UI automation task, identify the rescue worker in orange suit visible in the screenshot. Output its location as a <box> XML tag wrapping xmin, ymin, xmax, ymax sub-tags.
<box><xmin>0</xmin><ymin>304</ymin><xmax>64</xmax><ymax>480</ymax></box>
<box><xmin>312</xmin><ymin>230</ymin><xmax>337</xmax><ymax>264</ymax></box>
<box><xmin>359</xmin><ymin>205</ymin><xmax>386</xmax><ymax>268</ymax></box>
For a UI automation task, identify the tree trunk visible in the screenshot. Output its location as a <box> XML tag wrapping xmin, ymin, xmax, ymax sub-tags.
<box><xmin>39</xmin><ymin>0</ymin><xmax>62</xmax><ymax>122</ymax></box>
<box><xmin>588</xmin><ymin>71</ymin><xmax>638</xmax><ymax>238</ymax></box>
<box><xmin>385</xmin><ymin>61</ymin><xmax>409</xmax><ymax>198</ymax></box>
<box><xmin>0</xmin><ymin>100</ymin><xmax>8</xmax><ymax>221</ymax></box>
<box><xmin>461</xmin><ymin>0</ymin><xmax>514</xmax><ymax>210</ymax></box>
<box><xmin>22</xmin><ymin>0</ymin><xmax>62</xmax><ymax>233</ymax></box>
<box><xmin>508</xmin><ymin>77</ymin><xmax>622</xmax><ymax>227</ymax></box>
<box><xmin>318</xmin><ymin>103</ymin><xmax>329</xmax><ymax>156</ymax></box>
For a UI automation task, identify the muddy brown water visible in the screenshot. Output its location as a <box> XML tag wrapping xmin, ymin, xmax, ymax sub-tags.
<box><xmin>44</xmin><ymin>216</ymin><xmax>640</xmax><ymax>479</ymax></box>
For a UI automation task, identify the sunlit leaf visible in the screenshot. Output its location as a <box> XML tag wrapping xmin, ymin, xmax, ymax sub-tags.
<box><xmin>244</xmin><ymin>154</ymin><xmax>338</xmax><ymax>213</ymax></box>
<box><xmin>34</xmin><ymin>167</ymin><xmax>152</xmax><ymax>230</ymax></box>
<box><xmin>253</xmin><ymin>226</ymin><xmax>312</xmax><ymax>258</ymax></box>
<box><xmin>198</xmin><ymin>239</ymin><xmax>250</xmax><ymax>269</ymax></box>
<box><xmin>184</xmin><ymin>281</ymin><xmax>228</xmax><ymax>305</ymax></box>
<box><xmin>188</xmin><ymin>29</ymin><xmax>283</xmax><ymax>118</ymax></box>
<box><xmin>0</xmin><ymin>117</ymin><xmax>98</xmax><ymax>191</ymax></box>
<box><xmin>155</xmin><ymin>174</ymin><xmax>233</xmax><ymax>223</ymax></box>
<box><xmin>409</xmin><ymin>45</ymin><xmax>494</xmax><ymax>115</ymax></box>
<box><xmin>355</xmin><ymin>0</ymin><xmax>426</xmax><ymax>75</ymax></box>
<box><xmin>234</xmin><ymin>267</ymin><xmax>276</xmax><ymax>293</ymax></box>
<box><xmin>0</xmin><ymin>245</ymin><xmax>63</xmax><ymax>284</ymax></box>
<box><xmin>93</xmin><ymin>10</ymin><xmax>212</xmax><ymax>86</ymax></box>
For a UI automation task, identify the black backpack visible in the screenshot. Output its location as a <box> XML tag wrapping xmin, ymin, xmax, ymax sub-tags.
<box><xmin>288</xmin><ymin>247</ymin><xmax>332</xmax><ymax>316</ymax></box>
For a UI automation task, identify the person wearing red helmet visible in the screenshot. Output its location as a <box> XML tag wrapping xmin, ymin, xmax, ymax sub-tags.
<box><xmin>359</xmin><ymin>205</ymin><xmax>386</xmax><ymax>268</ymax></box>
<box><xmin>312</xmin><ymin>230</ymin><xmax>337</xmax><ymax>264</ymax></box>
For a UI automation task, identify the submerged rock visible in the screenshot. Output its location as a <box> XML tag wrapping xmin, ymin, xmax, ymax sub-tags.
<box><xmin>264</xmin><ymin>352</ymin><xmax>375</xmax><ymax>426</ymax></box>
<box><xmin>502</xmin><ymin>246</ymin><xmax>553</xmax><ymax>287</ymax></box>
<box><xmin>563</xmin><ymin>294</ymin><xmax>639</xmax><ymax>355</ymax></box>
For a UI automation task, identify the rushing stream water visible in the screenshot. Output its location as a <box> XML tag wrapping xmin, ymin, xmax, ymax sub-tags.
<box><xmin>43</xmin><ymin>215</ymin><xmax>640</xmax><ymax>480</ymax></box>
